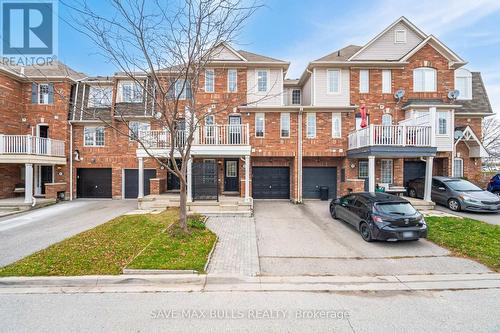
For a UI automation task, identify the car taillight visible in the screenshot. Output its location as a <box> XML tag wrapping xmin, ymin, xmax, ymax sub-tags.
<box><xmin>372</xmin><ymin>215</ymin><xmax>384</xmax><ymax>224</ymax></box>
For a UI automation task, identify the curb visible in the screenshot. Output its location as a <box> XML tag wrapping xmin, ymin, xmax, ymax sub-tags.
<box><xmin>0</xmin><ymin>273</ymin><xmax>499</xmax><ymax>294</ymax></box>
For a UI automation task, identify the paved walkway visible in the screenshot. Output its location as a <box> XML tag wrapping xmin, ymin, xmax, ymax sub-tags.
<box><xmin>206</xmin><ymin>216</ymin><xmax>260</xmax><ymax>276</ymax></box>
<box><xmin>0</xmin><ymin>200</ymin><xmax>136</xmax><ymax>267</ymax></box>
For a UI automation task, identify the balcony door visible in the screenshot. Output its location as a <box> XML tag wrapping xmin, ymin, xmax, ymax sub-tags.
<box><xmin>36</xmin><ymin>124</ymin><xmax>49</xmax><ymax>155</ymax></box>
<box><xmin>228</xmin><ymin>115</ymin><xmax>241</xmax><ymax>144</ymax></box>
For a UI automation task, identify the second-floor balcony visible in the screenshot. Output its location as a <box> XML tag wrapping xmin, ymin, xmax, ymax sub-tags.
<box><xmin>137</xmin><ymin>124</ymin><xmax>251</xmax><ymax>157</ymax></box>
<box><xmin>348</xmin><ymin>124</ymin><xmax>432</xmax><ymax>150</ymax></box>
<box><xmin>0</xmin><ymin>134</ymin><xmax>66</xmax><ymax>164</ymax></box>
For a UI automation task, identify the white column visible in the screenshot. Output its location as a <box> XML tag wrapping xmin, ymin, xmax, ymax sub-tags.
<box><xmin>187</xmin><ymin>157</ymin><xmax>193</xmax><ymax>202</ymax></box>
<box><xmin>424</xmin><ymin>156</ymin><xmax>434</xmax><ymax>202</ymax></box>
<box><xmin>138</xmin><ymin>157</ymin><xmax>144</xmax><ymax>199</ymax></box>
<box><xmin>429</xmin><ymin>107</ymin><xmax>437</xmax><ymax>147</ymax></box>
<box><xmin>245</xmin><ymin>155</ymin><xmax>250</xmax><ymax>202</ymax></box>
<box><xmin>24</xmin><ymin>163</ymin><xmax>33</xmax><ymax>204</ymax></box>
<box><xmin>368</xmin><ymin>156</ymin><xmax>375</xmax><ymax>192</ymax></box>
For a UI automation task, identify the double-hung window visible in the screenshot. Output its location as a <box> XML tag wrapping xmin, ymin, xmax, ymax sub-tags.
<box><xmin>174</xmin><ymin>79</ymin><xmax>192</xmax><ymax>100</ymax></box>
<box><xmin>358</xmin><ymin>161</ymin><xmax>368</xmax><ymax>179</ymax></box>
<box><xmin>437</xmin><ymin>111</ymin><xmax>448</xmax><ymax>135</ymax></box>
<box><xmin>332</xmin><ymin>113</ymin><xmax>342</xmax><ymax>138</ymax></box>
<box><xmin>129</xmin><ymin>121</ymin><xmax>150</xmax><ymax>141</ymax></box>
<box><xmin>38</xmin><ymin>84</ymin><xmax>50</xmax><ymax>104</ymax></box>
<box><xmin>455</xmin><ymin>69</ymin><xmax>472</xmax><ymax>100</ymax></box>
<box><xmin>205</xmin><ymin>69</ymin><xmax>215</xmax><ymax>93</ymax></box>
<box><xmin>327</xmin><ymin>69</ymin><xmax>340</xmax><ymax>94</ymax></box>
<box><xmin>257</xmin><ymin>70</ymin><xmax>268</xmax><ymax>92</ymax></box>
<box><xmin>280</xmin><ymin>112</ymin><xmax>290</xmax><ymax>138</ymax></box>
<box><xmin>227</xmin><ymin>69</ymin><xmax>237</xmax><ymax>92</ymax></box>
<box><xmin>380</xmin><ymin>159</ymin><xmax>393</xmax><ymax>184</ymax></box>
<box><xmin>291</xmin><ymin>89</ymin><xmax>301</xmax><ymax>105</ymax></box>
<box><xmin>121</xmin><ymin>82</ymin><xmax>143</xmax><ymax>103</ymax></box>
<box><xmin>306</xmin><ymin>113</ymin><xmax>316</xmax><ymax>138</ymax></box>
<box><xmin>255</xmin><ymin>113</ymin><xmax>265</xmax><ymax>137</ymax></box>
<box><xmin>359</xmin><ymin>69</ymin><xmax>369</xmax><ymax>93</ymax></box>
<box><xmin>382</xmin><ymin>70</ymin><xmax>392</xmax><ymax>93</ymax></box>
<box><xmin>88</xmin><ymin>86</ymin><xmax>112</xmax><ymax>107</ymax></box>
<box><xmin>84</xmin><ymin>126</ymin><xmax>105</xmax><ymax>147</ymax></box>
<box><xmin>413</xmin><ymin>67</ymin><xmax>436</xmax><ymax>92</ymax></box>
<box><xmin>454</xmin><ymin>158</ymin><xmax>464</xmax><ymax>178</ymax></box>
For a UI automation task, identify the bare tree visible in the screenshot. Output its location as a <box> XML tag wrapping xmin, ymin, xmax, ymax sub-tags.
<box><xmin>482</xmin><ymin>116</ymin><xmax>500</xmax><ymax>169</ymax></box>
<box><xmin>63</xmin><ymin>0</ymin><xmax>262</xmax><ymax>231</ymax></box>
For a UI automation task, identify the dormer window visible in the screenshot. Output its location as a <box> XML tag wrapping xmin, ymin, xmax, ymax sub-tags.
<box><xmin>455</xmin><ymin>68</ymin><xmax>472</xmax><ymax>100</ymax></box>
<box><xmin>394</xmin><ymin>29</ymin><xmax>407</xmax><ymax>44</ymax></box>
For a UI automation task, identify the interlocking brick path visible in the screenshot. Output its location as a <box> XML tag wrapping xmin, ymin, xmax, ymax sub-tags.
<box><xmin>206</xmin><ymin>216</ymin><xmax>260</xmax><ymax>276</ymax></box>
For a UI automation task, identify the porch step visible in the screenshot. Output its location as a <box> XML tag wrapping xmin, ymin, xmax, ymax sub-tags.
<box><xmin>403</xmin><ymin>197</ymin><xmax>435</xmax><ymax>211</ymax></box>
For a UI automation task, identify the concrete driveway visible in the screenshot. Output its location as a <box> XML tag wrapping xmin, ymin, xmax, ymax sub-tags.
<box><xmin>0</xmin><ymin>200</ymin><xmax>136</xmax><ymax>267</ymax></box>
<box><xmin>435</xmin><ymin>205</ymin><xmax>500</xmax><ymax>225</ymax></box>
<box><xmin>254</xmin><ymin>200</ymin><xmax>491</xmax><ymax>276</ymax></box>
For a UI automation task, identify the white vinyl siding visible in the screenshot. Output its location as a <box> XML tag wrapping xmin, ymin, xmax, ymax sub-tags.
<box><xmin>381</xmin><ymin>159</ymin><xmax>393</xmax><ymax>184</ymax></box>
<box><xmin>247</xmin><ymin>69</ymin><xmax>282</xmax><ymax>106</ymax></box>
<box><xmin>227</xmin><ymin>69</ymin><xmax>237</xmax><ymax>92</ymax></box>
<box><xmin>454</xmin><ymin>158</ymin><xmax>464</xmax><ymax>178</ymax></box>
<box><xmin>327</xmin><ymin>69</ymin><xmax>340</xmax><ymax>94</ymax></box>
<box><xmin>205</xmin><ymin>69</ymin><xmax>215</xmax><ymax>93</ymax></box>
<box><xmin>314</xmin><ymin>68</ymin><xmax>349</xmax><ymax>106</ymax></box>
<box><xmin>455</xmin><ymin>68</ymin><xmax>472</xmax><ymax>100</ymax></box>
<box><xmin>382</xmin><ymin>70</ymin><xmax>392</xmax><ymax>94</ymax></box>
<box><xmin>306</xmin><ymin>113</ymin><xmax>316</xmax><ymax>138</ymax></box>
<box><xmin>84</xmin><ymin>126</ymin><xmax>105</xmax><ymax>147</ymax></box>
<box><xmin>332</xmin><ymin>113</ymin><xmax>341</xmax><ymax>138</ymax></box>
<box><xmin>358</xmin><ymin>160</ymin><xmax>368</xmax><ymax>179</ymax></box>
<box><xmin>255</xmin><ymin>112</ymin><xmax>265</xmax><ymax>137</ymax></box>
<box><xmin>280</xmin><ymin>112</ymin><xmax>290</xmax><ymax>138</ymax></box>
<box><xmin>413</xmin><ymin>67</ymin><xmax>436</xmax><ymax>92</ymax></box>
<box><xmin>359</xmin><ymin>70</ymin><xmax>369</xmax><ymax>93</ymax></box>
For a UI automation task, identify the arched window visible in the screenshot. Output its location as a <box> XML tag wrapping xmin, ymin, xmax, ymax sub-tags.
<box><xmin>455</xmin><ymin>68</ymin><xmax>472</xmax><ymax>100</ymax></box>
<box><xmin>382</xmin><ymin>114</ymin><xmax>392</xmax><ymax>126</ymax></box>
<box><xmin>413</xmin><ymin>67</ymin><xmax>436</xmax><ymax>92</ymax></box>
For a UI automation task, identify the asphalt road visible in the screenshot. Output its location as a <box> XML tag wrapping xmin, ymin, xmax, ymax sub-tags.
<box><xmin>0</xmin><ymin>200</ymin><xmax>136</xmax><ymax>267</ymax></box>
<box><xmin>254</xmin><ymin>201</ymin><xmax>490</xmax><ymax>276</ymax></box>
<box><xmin>1</xmin><ymin>289</ymin><xmax>498</xmax><ymax>332</ymax></box>
<box><xmin>435</xmin><ymin>205</ymin><xmax>500</xmax><ymax>225</ymax></box>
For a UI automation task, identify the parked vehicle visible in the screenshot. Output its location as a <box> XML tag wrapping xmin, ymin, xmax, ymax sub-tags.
<box><xmin>330</xmin><ymin>192</ymin><xmax>427</xmax><ymax>242</ymax></box>
<box><xmin>407</xmin><ymin>176</ymin><xmax>500</xmax><ymax>212</ymax></box>
<box><xmin>487</xmin><ymin>174</ymin><xmax>500</xmax><ymax>197</ymax></box>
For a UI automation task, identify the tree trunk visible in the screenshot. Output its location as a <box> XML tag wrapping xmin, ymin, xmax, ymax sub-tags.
<box><xmin>178</xmin><ymin>181</ymin><xmax>188</xmax><ymax>232</ymax></box>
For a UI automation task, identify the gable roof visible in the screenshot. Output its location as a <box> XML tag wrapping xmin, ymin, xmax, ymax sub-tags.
<box><xmin>348</xmin><ymin>16</ymin><xmax>427</xmax><ymax>61</ymax></box>
<box><xmin>237</xmin><ymin>49</ymin><xmax>287</xmax><ymax>63</ymax></box>
<box><xmin>0</xmin><ymin>60</ymin><xmax>87</xmax><ymax>81</ymax></box>
<box><xmin>314</xmin><ymin>45</ymin><xmax>362</xmax><ymax>62</ymax></box>
<box><xmin>457</xmin><ymin>72</ymin><xmax>494</xmax><ymax>115</ymax></box>
<box><xmin>209</xmin><ymin>42</ymin><xmax>247</xmax><ymax>61</ymax></box>
<box><xmin>399</xmin><ymin>35</ymin><xmax>466</xmax><ymax>65</ymax></box>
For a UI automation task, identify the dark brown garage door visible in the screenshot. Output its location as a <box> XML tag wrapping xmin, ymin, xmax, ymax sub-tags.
<box><xmin>303</xmin><ymin>167</ymin><xmax>337</xmax><ymax>199</ymax></box>
<box><xmin>77</xmin><ymin>168</ymin><xmax>112</xmax><ymax>198</ymax></box>
<box><xmin>124</xmin><ymin>169</ymin><xmax>157</xmax><ymax>199</ymax></box>
<box><xmin>252</xmin><ymin>167</ymin><xmax>290</xmax><ymax>199</ymax></box>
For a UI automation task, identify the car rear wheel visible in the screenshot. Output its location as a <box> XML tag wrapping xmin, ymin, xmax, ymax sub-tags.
<box><xmin>359</xmin><ymin>222</ymin><xmax>373</xmax><ymax>242</ymax></box>
<box><xmin>494</xmin><ymin>190</ymin><xmax>500</xmax><ymax>197</ymax></box>
<box><xmin>448</xmin><ymin>198</ymin><xmax>461</xmax><ymax>212</ymax></box>
<box><xmin>408</xmin><ymin>188</ymin><xmax>417</xmax><ymax>198</ymax></box>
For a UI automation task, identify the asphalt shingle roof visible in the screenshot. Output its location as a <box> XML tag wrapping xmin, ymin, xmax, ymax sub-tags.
<box><xmin>314</xmin><ymin>45</ymin><xmax>362</xmax><ymax>62</ymax></box>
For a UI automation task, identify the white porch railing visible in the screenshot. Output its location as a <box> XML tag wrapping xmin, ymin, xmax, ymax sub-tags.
<box><xmin>138</xmin><ymin>124</ymin><xmax>250</xmax><ymax>149</ymax></box>
<box><xmin>0</xmin><ymin>135</ymin><xmax>65</xmax><ymax>157</ymax></box>
<box><xmin>348</xmin><ymin>124</ymin><xmax>432</xmax><ymax>149</ymax></box>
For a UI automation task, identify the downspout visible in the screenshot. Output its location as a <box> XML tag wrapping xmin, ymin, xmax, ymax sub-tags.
<box><xmin>298</xmin><ymin>107</ymin><xmax>303</xmax><ymax>203</ymax></box>
<box><xmin>69</xmin><ymin>121</ymin><xmax>73</xmax><ymax>200</ymax></box>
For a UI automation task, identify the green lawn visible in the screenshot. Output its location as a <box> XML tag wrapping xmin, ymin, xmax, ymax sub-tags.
<box><xmin>0</xmin><ymin>210</ymin><xmax>216</xmax><ymax>277</ymax></box>
<box><xmin>426</xmin><ymin>216</ymin><xmax>500</xmax><ymax>272</ymax></box>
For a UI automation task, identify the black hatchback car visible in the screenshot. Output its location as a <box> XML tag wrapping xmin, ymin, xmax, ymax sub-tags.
<box><xmin>330</xmin><ymin>192</ymin><xmax>427</xmax><ymax>242</ymax></box>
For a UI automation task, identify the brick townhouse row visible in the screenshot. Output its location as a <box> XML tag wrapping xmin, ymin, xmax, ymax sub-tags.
<box><xmin>0</xmin><ymin>17</ymin><xmax>493</xmax><ymax>205</ymax></box>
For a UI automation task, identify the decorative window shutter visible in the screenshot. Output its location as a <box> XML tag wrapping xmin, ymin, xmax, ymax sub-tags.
<box><xmin>48</xmin><ymin>83</ymin><xmax>54</xmax><ymax>103</ymax></box>
<box><xmin>31</xmin><ymin>83</ymin><xmax>38</xmax><ymax>103</ymax></box>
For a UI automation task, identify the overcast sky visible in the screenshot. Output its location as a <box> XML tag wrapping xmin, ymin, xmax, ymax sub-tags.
<box><xmin>58</xmin><ymin>0</ymin><xmax>500</xmax><ymax>115</ymax></box>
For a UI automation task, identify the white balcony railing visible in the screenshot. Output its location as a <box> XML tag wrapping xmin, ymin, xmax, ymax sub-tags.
<box><xmin>0</xmin><ymin>135</ymin><xmax>65</xmax><ymax>157</ymax></box>
<box><xmin>348</xmin><ymin>124</ymin><xmax>432</xmax><ymax>150</ymax></box>
<box><xmin>138</xmin><ymin>124</ymin><xmax>250</xmax><ymax>149</ymax></box>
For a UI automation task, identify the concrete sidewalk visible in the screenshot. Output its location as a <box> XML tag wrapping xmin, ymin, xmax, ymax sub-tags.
<box><xmin>0</xmin><ymin>273</ymin><xmax>499</xmax><ymax>294</ymax></box>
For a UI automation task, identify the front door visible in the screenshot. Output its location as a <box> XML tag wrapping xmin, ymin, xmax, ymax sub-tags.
<box><xmin>224</xmin><ymin>159</ymin><xmax>239</xmax><ymax>192</ymax></box>
<box><xmin>167</xmin><ymin>159</ymin><xmax>181</xmax><ymax>191</ymax></box>
<box><xmin>228</xmin><ymin>115</ymin><xmax>241</xmax><ymax>144</ymax></box>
